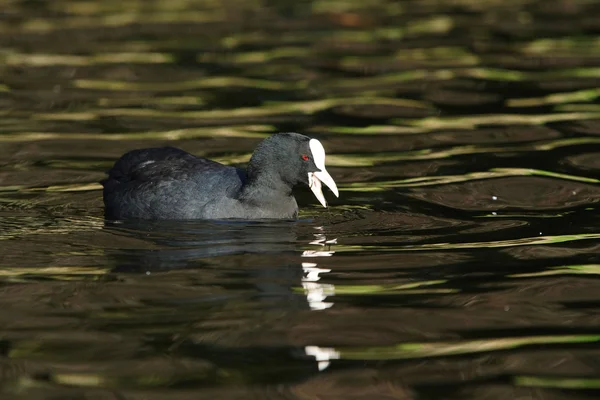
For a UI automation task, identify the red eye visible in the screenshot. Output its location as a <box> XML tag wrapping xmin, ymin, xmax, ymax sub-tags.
<box><xmin>301</xmin><ymin>154</ymin><xmax>309</xmax><ymax>161</ymax></box>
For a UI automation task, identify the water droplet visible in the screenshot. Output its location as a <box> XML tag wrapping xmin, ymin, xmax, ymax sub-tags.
<box><xmin>492</xmin><ymin>196</ymin><xmax>498</xmax><ymax>200</ymax></box>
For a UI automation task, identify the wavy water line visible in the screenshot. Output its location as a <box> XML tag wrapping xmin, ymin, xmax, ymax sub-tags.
<box><xmin>326</xmin><ymin>68</ymin><xmax>600</xmax><ymax>93</ymax></box>
<box><xmin>520</xmin><ymin>36</ymin><xmax>600</xmax><ymax>54</ymax></box>
<box><xmin>397</xmin><ymin>233</ymin><xmax>600</xmax><ymax>250</ymax></box>
<box><xmin>334</xmin><ymin>233</ymin><xmax>600</xmax><ymax>252</ymax></box>
<box><xmin>197</xmin><ymin>46</ymin><xmax>311</xmax><ymax>64</ymax></box>
<box><xmin>74</xmin><ymin>76</ymin><xmax>302</xmax><ymax>91</ymax></box>
<box><xmin>557</xmin><ymin>104</ymin><xmax>600</xmax><ymax>112</ymax></box>
<box><xmin>66</xmin><ymin>65</ymin><xmax>585</xmax><ymax>100</ymax></box>
<box><xmin>0</xmin><ymin>9</ymin><xmax>449</xmax><ymax>41</ymax></box>
<box><xmin>0</xmin><ymin>126</ymin><xmax>273</xmax><ymax>142</ymax></box>
<box><xmin>344</xmin><ymin>167</ymin><xmax>600</xmax><ymax>192</ymax></box>
<box><xmin>507</xmin><ymin>88</ymin><xmax>600</xmax><ymax>107</ymax></box>
<box><xmin>396</xmin><ymin>112</ymin><xmax>600</xmax><ymax>131</ymax></box>
<box><xmin>293</xmin><ymin>279</ymin><xmax>455</xmax><ymax>296</ymax></box>
<box><xmin>509</xmin><ymin>264</ymin><xmax>600</xmax><ymax>278</ymax></box>
<box><xmin>201</xmin><ymin>42</ymin><xmax>473</xmax><ymax>68</ymax></box>
<box><xmin>308</xmin><ymin>334</ymin><xmax>600</xmax><ymax>362</ymax></box>
<box><xmin>475</xmin><ymin>211</ymin><xmax>572</xmax><ymax>219</ymax></box>
<box><xmin>2</xmin><ymin>52</ymin><xmax>174</xmax><ymax>66</ymax></box>
<box><xmin>0</xmin><ymin>266</ymin><xmax>110</xmax><ymax>278</ymax></box>
<box><xmin>0</xmin><ymin>10</ymin><xmax>228</xmax><ymax>33</ymax></box>
<box><xmin>24</xmin><ymin>97</ymin><xmax>432</xmax><ymax>123</ymax></box>
<box><xmin>515</xmin><ymin>376</ymin><xmax>600</xmax><ymax>390</ymax></box>
<box><xmin>0</xmin><ymin>216</ymin><xmax>105</xmax><ymax>240</ymax></box>
<box><xmin>98</xmin><ymin>96</ymin><xmax>206</xmax><ymax>107</ymax></box>
<box><xmin>18</xmin><ymin>183</ymin><xmax>104</xmax><ymax>192</ymax></box>
<box><xmin>336</xmin><ymin>47</ymin><xmax>479</xmax><ymax>71</ymax></box>
<box><xmin>324</xmin><ymin>114</ymin><xmax>600</xmax><ymax>135</ymax></box>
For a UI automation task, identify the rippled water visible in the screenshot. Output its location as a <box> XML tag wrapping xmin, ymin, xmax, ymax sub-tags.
<box><xmin>2</xmin><ymin>0</ymin><xmax>600</xmax><ymax>398</ymax></box>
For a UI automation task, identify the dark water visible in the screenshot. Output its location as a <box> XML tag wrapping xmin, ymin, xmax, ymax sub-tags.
<box><xmin>2</xmin><ymin>0</ymin><xmax>600</xmax><ymax>398</ymax></box>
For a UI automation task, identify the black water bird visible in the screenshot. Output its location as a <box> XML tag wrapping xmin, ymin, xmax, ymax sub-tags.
<box><xmin>101</xmin><ymin>132</ymin><xmax>339</xmax><ymax>220</ymax></box>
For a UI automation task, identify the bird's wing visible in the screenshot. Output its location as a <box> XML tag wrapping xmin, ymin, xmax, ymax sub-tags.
<box><xmin>102</xmin><ymin>147</ymin><xmax>226</xmax><ymax>184</ymax></box>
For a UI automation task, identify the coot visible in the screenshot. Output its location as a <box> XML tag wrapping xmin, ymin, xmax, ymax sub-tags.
<box><xmin>102</xmin><ymin>132</ymin><xmax>339</xmax><ymax>220</ymax></box>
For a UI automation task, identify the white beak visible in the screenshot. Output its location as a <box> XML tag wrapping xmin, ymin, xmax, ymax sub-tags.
<box><xmin>308</xmin><ymin>139</ymin><xmax>339</xmax><ymax>207</ymax></box>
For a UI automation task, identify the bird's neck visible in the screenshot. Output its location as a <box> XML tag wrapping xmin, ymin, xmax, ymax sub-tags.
<box><xmin>240</xmin><ymin>169</ymin><xmax>294</xmax><ymax>205</ymax></box>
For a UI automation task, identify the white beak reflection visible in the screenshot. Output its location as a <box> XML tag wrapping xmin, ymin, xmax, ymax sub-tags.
<box><xmin>300</xmin><ymin>227</ymin><xmax>338</xmax><ymax>371</ymax></box>
<box><xmin>305</xmin><ymin>345</ymin><xmax>341</xmax><ymax>372</ymax></box>
<box><xmin>308</xmin><ymin>139</ymin><xmax>339</xmax><ymax>207</ymax></box>
<box><xmin>300</xmin><ymin>228</ymin><xmax>337</xmax><ymax>311</ymax></box>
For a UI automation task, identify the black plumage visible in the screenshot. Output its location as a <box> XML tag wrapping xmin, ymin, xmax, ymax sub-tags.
<box><xmin>102</xmin><ymin>132</ymin><xmax>338</xmax><ymax>220</ymax></box>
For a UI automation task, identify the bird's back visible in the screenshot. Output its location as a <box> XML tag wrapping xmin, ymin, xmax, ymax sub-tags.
<box><xmin>102</xmin><ymin>147</ymin><xmax>245</xmax><ymax>219</ymax></box>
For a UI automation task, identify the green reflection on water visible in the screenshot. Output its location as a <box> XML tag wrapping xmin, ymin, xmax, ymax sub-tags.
<box><xmin>293</xmin><ymin>279</ymin><xmax>455</xmax><ymax>295</ymax></box>
<box><xmin>398</xmin><ymin>112</ymin><xmax>600</xmax><ymax>131</ymax></box>
<box><xmin>509</xmin><ymin>264</ymin><xmax>600</xmax><ymax>278</ymax></box>
<box><xmin>0</xmin><ymin>126</ymin><xmax>273</xmax><ymax>142</ymax></box>
<box><xmin>27</xmin><ymin>97</ymin><xmax>432</xmax><ymax>123</ymax></box>
<box><xmin>75</xmin><ymin>76</ymin><xmax>303</xmax><ymax>91</ymax></box>
<box><xmin>345</xmin><ymin>167</ymin><xmax>600</xmax><ymax>191</ymax></box>
<box><xmin>515</xmin><ymin>376</ymin><xmax>600</xmax><ymax>389</ymax></box>
<box><xmin>508</xmin><ymin>88</ymin><xmax>600</xmax><ymax>107</ymax></box>
<box><xmin>334</xmin><ymin>233</ymin><xmax>600</xmax><ymax>252</ymax></box>
<box><xmin>2</xmin><ymin>52</ymin><xmax>174</xmax><ymax>66</ymax></box>
<box><xmin>521</xmin><ymin>37</ymin><xmax>600</xmax><ymax>54</ymax></box>
<box><xmin>326</xmin><ymin>334</ymin><xmax>600</xmax><ymax>360</ymax></box>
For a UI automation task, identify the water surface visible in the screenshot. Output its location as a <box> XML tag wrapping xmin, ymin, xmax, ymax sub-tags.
<box><xmin>2</xmin><ymin>0</ymin><xmax>600</xmax><ymax>398</ymax></box>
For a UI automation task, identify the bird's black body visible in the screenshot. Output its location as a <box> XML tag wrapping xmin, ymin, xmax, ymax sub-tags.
<box><xmin>102</xmin><ymin>133</ymin><xmax>332</xmax><ymax>220</ymax></box>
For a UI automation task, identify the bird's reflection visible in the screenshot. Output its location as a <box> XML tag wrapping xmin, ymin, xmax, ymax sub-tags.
<box><xmin>104</xmin><ymin>219</ymin><xmax>337</xmax><ymax>310</ymax></box>
<box><xmin>103</xmin><ymin>219</ymin><xmax>338</xmax><ymax>372</ymax></box>
<box><xmin>106</xmin><ymin>219</ymin><xmax>299</xmax><ymax>271</ymax></box>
